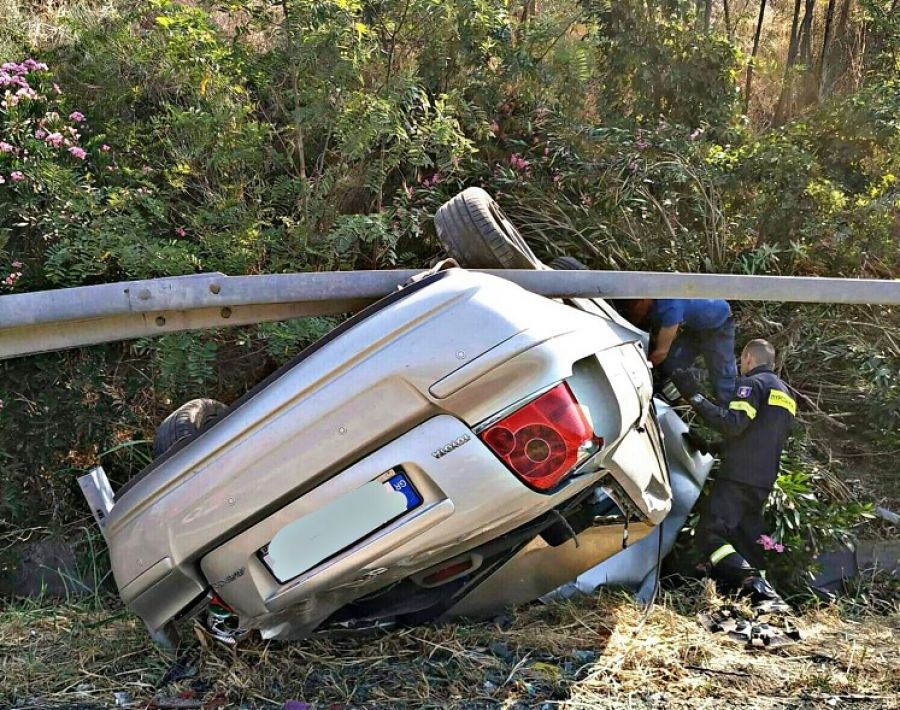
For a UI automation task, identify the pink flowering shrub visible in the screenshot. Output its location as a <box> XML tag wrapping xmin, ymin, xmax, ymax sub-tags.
<box><xmin>757</xmin><ymin>534</ymin><xmax>785</xmax><ymax>553</ymax></box>
<box><xmin>0</xmin><ymin>55</ymin><xmax>207</xmax><ymax>288</ymax></box>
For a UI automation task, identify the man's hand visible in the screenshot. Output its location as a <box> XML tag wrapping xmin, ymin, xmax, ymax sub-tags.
<box><xmin>682</xmin><ymin>430</ymin><xmax>722</xmax><ymax>456</ymax></box>
<box><xmin>648</xmin><ymin>349</ymin><xmax>669</xmax><ymax>366</ymax></box>
<box><xmin>683</xmin><ymin>430</ymin><xmax>709</xmax><ymax>454</ymax></box>
<box><xmin>671</xmin><ymin>368</ymin><xmax>701</xmax><ymax>399</ymax></box>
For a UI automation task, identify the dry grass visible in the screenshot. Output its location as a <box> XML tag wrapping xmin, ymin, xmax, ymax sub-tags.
<box><xmin>1</xmin><ymin>582</ymin><xmax>897</xmax><ymax>709</ymax></box>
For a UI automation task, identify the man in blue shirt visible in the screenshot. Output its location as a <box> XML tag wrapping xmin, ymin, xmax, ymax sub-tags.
<box><xmin>623</xmin><ymin>298</ymin><xmax>737</xmax><ymax>404</ymax></box>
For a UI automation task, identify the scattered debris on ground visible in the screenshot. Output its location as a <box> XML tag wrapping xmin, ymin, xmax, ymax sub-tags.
<box><xmin>1</xmin><ymin>581</ymin><xmax>897</xmax><ymax>709</ymax></box>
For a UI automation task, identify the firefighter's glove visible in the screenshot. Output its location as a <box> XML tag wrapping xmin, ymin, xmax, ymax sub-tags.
<box><xmin>683</xmin><ymin>430</ymin><xmax>710</xmax><ymax>454</ymax></box>
<box><xmin>671</xmin><ymin>368</ymin><xmax>701</xmax><ymax>399</ymax></box>
<box><xmin>683</xmin><ymin>430</ymin><xmax>721</xmax><ymax>456</ymax></box>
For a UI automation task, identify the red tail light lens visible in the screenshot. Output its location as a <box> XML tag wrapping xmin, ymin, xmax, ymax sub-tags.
<box><xmin>479</xmin><ymin>382</ymin><xmax>602</xmax><ymax>491</ymax></box>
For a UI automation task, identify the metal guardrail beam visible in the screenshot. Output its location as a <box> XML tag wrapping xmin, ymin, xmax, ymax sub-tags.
<box><xmin>1</xmin><ymin>269</ymin><xmax>898</xmax><ymax>360</ymax></box>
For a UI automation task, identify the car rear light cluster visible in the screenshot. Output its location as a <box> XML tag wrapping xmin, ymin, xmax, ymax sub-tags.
<box><xmin>478</xmin><ymin>382</ymin><xmax>602</xmax><ymax>491</ymax></box>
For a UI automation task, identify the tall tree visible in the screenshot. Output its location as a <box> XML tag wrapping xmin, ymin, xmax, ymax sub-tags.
<box><xmin>723</xmin><ymin>0</ymin><xmax>733</xmax><ymax>39</ymax></box>
<box><xmin>744</xmin><ymin>0</ymin><xmax>768</xmax><ymax>114</ymax></box>
<box><xmin>822</xmin><ymin>0</ymin><xmax>853</xmax><ymax>94</ymax></box>
<box><xmin>798</xmin><ymin>0</ymin><xmax>817</xmax><ymax>67</ymax></box>
<box><xmin>818</xmin><ymin>0</ymin><xmax>839</xmax><ymax>96</ymax></box>
<box><xmin>775</xmin><ymin>0</ymin><xmax>804</xmax><ymax>124</ymax></box>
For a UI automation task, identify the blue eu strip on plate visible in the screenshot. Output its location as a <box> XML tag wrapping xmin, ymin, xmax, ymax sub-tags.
<box><xmin>385</xmin><ymin>471</ymin><xmax>422</xmax><ymax>510</ymax></box>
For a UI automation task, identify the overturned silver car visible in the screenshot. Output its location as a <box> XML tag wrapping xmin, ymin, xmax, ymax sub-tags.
<box><xmin>80</xmin><ymin>189</ymin><xmax>712</xmax><ymax>644</ymax></box>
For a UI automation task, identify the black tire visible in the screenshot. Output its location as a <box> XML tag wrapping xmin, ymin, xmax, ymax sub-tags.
<box><xmin>549</xmin><ymin>256</ymin><xmax>589</xmax><ymax>271</ymax></box>
<box><xmin>433</xmin><ymin>187</ymin><xmax>542</xmax><ymax>269</ymax></box>
<box><xmin>153</xmin><ymin>398</ymin><xmax>229</xmax><ymax>458</ymax></box>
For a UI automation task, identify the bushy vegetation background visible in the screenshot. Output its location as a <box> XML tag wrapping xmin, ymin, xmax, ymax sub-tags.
<box><xmin>1</xmin><ymin>0</ymin><xmax>898</xmax><ymax>585</ymax></box>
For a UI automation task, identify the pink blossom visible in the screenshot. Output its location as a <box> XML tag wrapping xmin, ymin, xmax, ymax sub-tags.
<box><xmin>489</xmin><ymin>120</ymin><xmax>500</xmax><ymax>135</ymax></box>
<box><xmin>757</xmin><ymin>534</ymin><xmax>785</xmax><ymax>553</ymax></box>
<box><xmin>53</xmin><ymin>83</ymin><xmax>61</xmax><ymax>94</ymax></box>
<box><xmin>142</xmin><ymin>165</ymin><xmax>152</xmax><ymax>174</ymax></box>
<box><xmin>22</xmin><ymin>59</ymin><xmax>49</xmax><ymax>72</ymax></box>
<box><xmin>10</xmin><ymin>171</ymin><xmax>24</xmax><ymax>182</ymax></box>
<box><xmin>45</xmin><ymin>132</ymin><xmax>64</xmax><ymax>147</ymax></box>
<box><xmin>0</xmin><ymin>399</ymin><xmax>4</xmax><ymax>410</ymax></box>
<box><xmin>34</xmin><ymin>128</ymin><xmax>46</xmax><ymax>139</ymax></box>
<box><xmin>15</xmin><ymin>86</ymin><xmax>38</xmax><ymax>101</ymax></box>
<box><xmin>0</xmin><ymin>73</ymin><xmax>28</xmax><ymax>90</ymax></box>
<box><xmin>0</xmin><ymin>175</ymin><xmax>5</xmax><ymax>184</ymax></box>
<box><xmin>69</xmin><ymin>111</ymin><xmax>85</xmax><ymax>122</ymax></box>
<box><xmin>175</xmin><ymin>227</ymin><xmax>187</xmax><ymax>237</ymax></box>
<box><xmin>421</xmin><ymin>172</ymin><xmax>442</xmax><ymax>188</ymax></box>
<box><xmin>68</xmin><ymin>146</ymin><xmax>86</xmax><ymax>160</ymax></box>
<box><xmin>101</xmin><ymin>144</ymin><xmax>111</xmax><ymax>152</ymax></box>
<box><xmin>690</xmin><ymin>127</ymin><xmax>704</xmax><ymax>140</ymax></box>
<box><xmin>11</xmin><ymin>260</ymin><xmax>23</xmax><ymax>268</ymax></box>
<box><xmin>0</xmin><ymin>141</ymin><xmax>15</xmax><ymax>153</ymax></box>
<box><xmin>508</xmin><ymin>153</ymin><xmax>530</xmax><ymax>172</ymax></box>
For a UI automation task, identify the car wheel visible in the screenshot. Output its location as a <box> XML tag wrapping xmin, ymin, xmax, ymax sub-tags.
<box><xmin>153</xmin><ymin>398</ymin><xmax>229</xmax><ymax>458</ymax></box>
<box><xmin>549</xmin><ymin>256</ymin><xmax>589</xmax><ymax>271</ymax></box>
<box><xmin>433</xmin><ymin>187</ymin><xmax>542</xmax><ymax>269</ymax></box>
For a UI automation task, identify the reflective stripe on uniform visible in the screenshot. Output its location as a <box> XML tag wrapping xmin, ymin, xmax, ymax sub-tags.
<box><xmin>728</xmin><ymin>400</ymin><xmax>757</xmax><ymax>419</ymax></box>
<box><xmin>710</xmin><ymin>543</ymin><xmax>737</xmax><ymax>565</ymax></box>
<box><xmin>768</xmin><ymin>389</ymin><xmax>797</xmax><ymax>415</ymax></box>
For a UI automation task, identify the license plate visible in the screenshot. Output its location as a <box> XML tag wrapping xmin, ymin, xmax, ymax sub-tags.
<box><xmin>261</xmin><ymin>470</ymin><xmax>421</xmax><ymax>583</ymax></box>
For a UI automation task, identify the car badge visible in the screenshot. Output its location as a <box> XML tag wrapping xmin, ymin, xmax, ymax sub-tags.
<box><xmin>432</xmin><ymin>434</ymin><xmax>471</xmax><ymax>459</ymax></box>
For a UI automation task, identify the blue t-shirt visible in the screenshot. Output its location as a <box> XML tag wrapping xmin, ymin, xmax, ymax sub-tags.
<box><xmin>651</xmin><ymin>299</ymin><xmax>731</xmax><ymax>331</ymax></box>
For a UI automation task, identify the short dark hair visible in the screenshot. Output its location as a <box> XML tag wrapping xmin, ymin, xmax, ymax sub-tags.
<box><xmin>743</xmin><ymin>339</ymin><xmax>775</xmax><ymax>366</ymax></box>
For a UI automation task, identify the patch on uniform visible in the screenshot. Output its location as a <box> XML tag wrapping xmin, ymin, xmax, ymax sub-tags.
<box><xmin>736</xmin><ymin>386</ymin><xmax>752</xmax><ymax>398</ymax></box>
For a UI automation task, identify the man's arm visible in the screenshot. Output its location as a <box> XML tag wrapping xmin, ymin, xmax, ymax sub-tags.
<box><xmin>649</xmin><ymin>324</ymin><xmax>679</xmax><ymax>365</ymax></box>
<box><xmin>691</xmin><ymin>395</ymin><xmax>755</xmax><ymax>438</ymax></box>
<box><xmin>671</xmin><ymin>370</ymin><xmax>761</xmax><ymax>438</ymax></box>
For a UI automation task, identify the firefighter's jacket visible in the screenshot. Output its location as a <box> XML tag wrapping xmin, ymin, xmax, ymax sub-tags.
<box><xmin>694</xmin><ymin>364</ymin><xmax>796</xmax><ymax>490</ymax></box>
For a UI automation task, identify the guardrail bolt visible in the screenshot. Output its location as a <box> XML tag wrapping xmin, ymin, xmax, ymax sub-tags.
<box><xmin>221</xmin><ymin>307</ymin><xmax>232</xmax><ymax>319</ymax></box>
<box><xmin>155</xmin><ymin>316</ymin><xmax>166</xmax><ymax>327</ymax></box>
<box><xmin>209</xmin><ymin>283</ymin><xmax>221</xmax><ymax>294</ymax></box>
<box><xmin>138</xmin><ymin>288</ymin><xmax>151</xmax><ymax>300</ymax></box>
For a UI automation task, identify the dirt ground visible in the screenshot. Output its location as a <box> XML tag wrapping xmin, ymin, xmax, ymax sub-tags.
<box><xmin>1</xmin><ymin>581</ymin><xmax>897</xmax><ymax>709</ymax></box>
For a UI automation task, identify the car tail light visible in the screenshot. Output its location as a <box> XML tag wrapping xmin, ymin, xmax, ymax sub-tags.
<box><xmin>478</xmin><ymin>382</ymin><xmax>602</xmax><ymax>491</ymax></box>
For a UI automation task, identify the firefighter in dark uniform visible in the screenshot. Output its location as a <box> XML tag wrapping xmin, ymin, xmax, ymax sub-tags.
<box><xmin>670</xmin><ymin>338</ymin><xmax>796</xmax><ymax>610</ymax></box>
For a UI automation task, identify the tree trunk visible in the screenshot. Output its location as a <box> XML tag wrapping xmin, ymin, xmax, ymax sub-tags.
<box><xmin>817</xmin><ymin>0</ymin><xmax>838</xmax><ymax>97</ymax></box>
<box><xmin>798</xmin><ymin>0</ymin><xmax>816</xmax><ymax>68</ymax></box>
<box><xmin>825</xmin><ymin>0</ymin><xmax>853</xmax><ymax>91</ymax></box>
<box><xmin>723</xmin><ymin>0</ymin><xmax>733</xmax><ymax>39</ymax></box>
<box><xmin>774</xmin><ymin>0</ymin><xmax>804</xmax><ymax>124</ymax></box>
<box><xmin>703</xmin><ymin>0</ymin><xmax>713</xmax><ymax>31</ymax></box>
<box><xmin>743</xmin><ymin>0</ymin><xmax>768</xmax><ymax>114</ymax></box>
